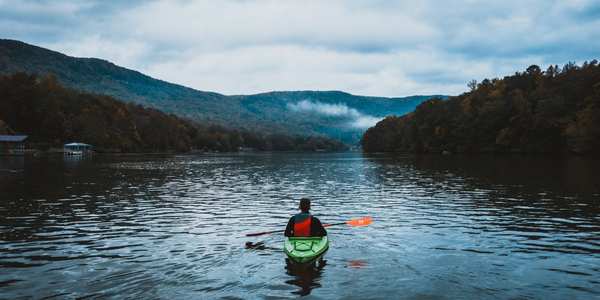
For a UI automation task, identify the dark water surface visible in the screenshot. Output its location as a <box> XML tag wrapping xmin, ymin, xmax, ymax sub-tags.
<box><xmin>1</xmin><ymin>153</ymin><xmax>599</xmax><ymax>299</ymax></box>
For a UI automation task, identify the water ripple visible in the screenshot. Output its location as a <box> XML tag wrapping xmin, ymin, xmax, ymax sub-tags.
<box><xmin>0</xmin><ymin>153</ymin><xmax>599</xmax><ymax>298</ymax></box>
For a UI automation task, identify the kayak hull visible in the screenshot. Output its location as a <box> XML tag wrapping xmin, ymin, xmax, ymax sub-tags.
<box><xmin>284</xmin><ymin>236</ymin><xmax>329</xmax><ymax>264</ymax></box>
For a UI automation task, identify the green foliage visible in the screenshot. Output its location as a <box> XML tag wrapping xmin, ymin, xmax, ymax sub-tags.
<box><xmin>0</xmin><ymin>73</ymin><xmax>347</xmax><ymax>152</ymax></box>
<box><xmin>0</xmin><ymin>39</ymin><xmax>442</xmax><ymax>145</ymax></box>
<box><xmin>362</xmin><ymin>61</ymin><xmax>600</xmax><ymax>155</ymax></box>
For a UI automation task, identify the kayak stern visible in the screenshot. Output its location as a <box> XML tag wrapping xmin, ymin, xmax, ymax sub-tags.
<box><xmin>284</xmin><ymin>236</ymin><xmax>329</xmax><ymax>264</ymax></box>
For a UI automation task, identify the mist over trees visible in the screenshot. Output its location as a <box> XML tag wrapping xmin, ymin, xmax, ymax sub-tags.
<box><xmin>0</xmin><ymin>39</ymin><xmax>440</xmax><ymax>145</ymax></box>
<box><xmin>362</xmin><ymin>61</ymin><xmax>600</xmax><ymax>155</ymax></box>
<box><xmin>0</xmin><ymin>73</ymin><xmax>347</xmax><ymax>152</ymax></box>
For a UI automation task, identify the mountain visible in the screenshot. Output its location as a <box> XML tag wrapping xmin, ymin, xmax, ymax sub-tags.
<box><xmin>362</xmin><ymin>62</ymin><xmax>600</xmax><ymax>154</ymax></box>
<box><xmin>0</xmin><ymin>39</ymin><xmax>444</xmax><ymax>144</ymax></box>
<box><xmin>232</xmin><ymin>91</ymin><xmax>440</xmax><ymax>143</ymax></box>
<box><xmin>0</xmin><ymin>73</ymin><xmax>347</xmax><ymax>152</ymax></box>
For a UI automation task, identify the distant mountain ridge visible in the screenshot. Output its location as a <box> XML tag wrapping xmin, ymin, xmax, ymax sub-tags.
<box><xmin>0</xmin><ymin>39</ymin><xmax>445</xmax><ymax>144</ymax></box>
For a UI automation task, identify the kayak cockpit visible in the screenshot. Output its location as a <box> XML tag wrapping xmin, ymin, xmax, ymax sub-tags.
<box><xmin>284</xmin><ymin>236</ymin><xmax>329</xmax><ymax>264</ymax></box>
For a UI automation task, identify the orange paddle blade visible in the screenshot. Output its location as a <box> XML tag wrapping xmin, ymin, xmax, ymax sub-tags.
<box><xmin>346</xmin><ymin>216</ymin><xmax>372</xmax><ymax>227</ymax></box>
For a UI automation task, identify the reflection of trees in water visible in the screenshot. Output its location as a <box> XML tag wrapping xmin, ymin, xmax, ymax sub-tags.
<box><xmin>362</xmin><ymin>154</ymin><xmax>600</xmax><ymax>232</ymax></box>
<box><xmin>413</xmin><ymin>155</ymin><xmax>599</xmax><ymax>196</ymax></box>
<box><xmin>0</xmin><ymin>156</ymin><xmax>24</xmax><ymax>171</ymax></box>
<box><xmin>0</xmin><ymin>157</ymin><xmax>24</xmax><ymax>191</ymax></box>
<box><xmin>0</xmin><ymin>156</ymin><xmax>179</xmax><ymax>242</ymax></box>
<box><xmin>363</xmin><ymin>154</ymin><xmax>600</xmax><ymax>195</ymax></box>
<box><xmin>285</xmin><ymin>258</ymin><xmax>327</xmax><ymax>296</ymax></box>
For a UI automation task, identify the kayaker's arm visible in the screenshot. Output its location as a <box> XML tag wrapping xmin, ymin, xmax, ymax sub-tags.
<box><xmin>312</xmin><ymin>217</ymin><xmax>327</xmax><ymax>236</ymax></box>
<box><xmin>284</xmin><ymin>217</ymin><xmax>294</xmax><ymax>237</ymax></box>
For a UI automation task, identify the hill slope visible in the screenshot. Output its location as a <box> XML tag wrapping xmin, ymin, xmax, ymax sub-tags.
<box><xmin>362</xmin><ymin>62</ymin><xmax>600</xmax><ymax>154</ymax></box>
<box><xmin>0</xmin><ymin>73</ymin><xmax>346</xmax><ymax>152</ymax></box>
<box><xmin>0</xmin><ymin>39</ymin><xmax>443</xmax><ymax>144</ymax></box>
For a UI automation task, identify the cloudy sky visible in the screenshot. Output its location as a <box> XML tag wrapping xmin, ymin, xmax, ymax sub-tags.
<box><xmin>1</xmin><ymin>0</ymin><xmax>598</xmax><ymax>97</ymax></box>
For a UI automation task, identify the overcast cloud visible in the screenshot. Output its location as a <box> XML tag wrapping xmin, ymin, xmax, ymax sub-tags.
<box><xmin>1</xmin><ymin>0</ymin><xmax>598</xmax><ymax>96</ymax></box>
<box><xmin>288</xmin><ymin>100</ymin><xmax>382</xmax><ymax>129</ymax></box>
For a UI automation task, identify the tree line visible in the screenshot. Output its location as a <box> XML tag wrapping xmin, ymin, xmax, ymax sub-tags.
<box><xmin>362</xmin><ymin>61</ymin><xmax>600</xmax><ymax>155</ymax></box>
<box><xmin>0</xmin><ymin>73</ymin><xmax>347</xmax><ymax>152</ymax></box>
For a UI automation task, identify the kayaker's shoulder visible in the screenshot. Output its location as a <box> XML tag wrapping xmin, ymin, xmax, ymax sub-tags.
<box><xmin>311</xmin><ymin>215</ymin><xmax>323</xmax><ymax>223</ymax></box>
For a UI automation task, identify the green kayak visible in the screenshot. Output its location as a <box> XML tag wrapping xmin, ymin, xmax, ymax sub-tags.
<box><xmin>284</xmin><ymin>236</ymin><xmax>329</xmax><ymax>264</ymax></box>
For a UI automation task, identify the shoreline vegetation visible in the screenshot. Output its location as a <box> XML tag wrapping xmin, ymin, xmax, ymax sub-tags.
<box><xmin>362</xmin><ymin>62</ymin><xmax>600</xmax><ymax>155</ymax></box>
<box><xmin>3</xmin><ymin>61</ymin><xmax>599</xmax><ymax>157</ymax></box>
<box><xmin>0</xmin><ymin>73</ymin><xmax>347</xmax><ymax>154</ymax></box>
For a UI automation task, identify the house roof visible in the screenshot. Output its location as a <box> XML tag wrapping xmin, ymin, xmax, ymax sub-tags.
<box><xmin>64</xmin><ymin>142</ymin><xmax>92</xmax><ymax>147</ymax></box>
<box><xmin>0</xmin><ymin>135</ymin><xmax>28</xmax><ymax>142</ymax></box>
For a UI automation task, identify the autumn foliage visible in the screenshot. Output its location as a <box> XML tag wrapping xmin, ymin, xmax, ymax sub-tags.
<box><xmin>362</xmin><ymin>61</ymin><xmax>600</xmax><ymax>154</ymax></box>
<box><xmin>0</xmin><ymin>73</ymin><xmax>347</xmax><ymax>152</ymax></box>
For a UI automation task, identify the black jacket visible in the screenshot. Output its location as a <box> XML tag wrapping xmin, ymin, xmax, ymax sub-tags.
<box><xmin>284</xmin><ymin>212</ymin><xmax>327</xmax><ymax>237</ymax></box>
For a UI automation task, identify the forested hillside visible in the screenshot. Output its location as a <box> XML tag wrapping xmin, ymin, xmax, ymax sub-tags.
<box><xmin>362</xmin><ymin>62</ymin><xmax>600</xmax><ymax>154</ymax></box>
<box><xmin>0</xmin><ymin>39</ymin><xmax>441</xmax><ymax>144</ymax></box>
<box><xmin>0</xmin><ymin>73</ymin><xmax>346</xmax><ymax>152</ymax></box>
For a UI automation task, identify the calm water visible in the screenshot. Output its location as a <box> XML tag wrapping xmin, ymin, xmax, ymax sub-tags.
<box><xmin>1</xmin><ymin>153</ymin><xmax>599</xmax><ymax>299</ymax></box>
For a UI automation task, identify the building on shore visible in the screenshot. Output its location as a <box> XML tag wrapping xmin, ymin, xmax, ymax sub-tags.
<box><xmin>64</xmin><ymin>142</ymin><xmax>93</xmax><ymax>155</ymax></box>
<box><xmin>0</xmin><ymin>135</ymin><xmax>28</xmax><ymax>155</ymax></box>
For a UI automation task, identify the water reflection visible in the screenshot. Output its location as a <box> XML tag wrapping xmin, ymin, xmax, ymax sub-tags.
<box><xmin>363</xmin><ymin>154</ymin><xmax>600</xmax><ymax>228</ymax></box>
<box><xmin>363</xmin><ymin>154</ymin><xmax>600</xmax><ymax>196</ymax></box>
<box><xmin>62</xmin><ymin>153</ymin><xmax>92</xmax><ymax>168</ymax></box>
<box><xmin>285</xmin><ymin>258</ymin><xmax>327</xmax><ymax>296</ymax></box>
<box><xmin>347</xmin><ymin>259</ymin><xmax>368</xmax><ymax>269</ymax></box>
<box><xmin>0</xmin><ymin>156</ymin><xmax>24</xmax><ymax>171</ymax></box>
<box><xmin>0</xmin><ymin>156</ymin><xmax>23</xmax><ymax>192</ymax></box>
<box><xmin>0</xmin><ymin>153</ymin><xmax>598</xmax><ymax>299</ymax></box>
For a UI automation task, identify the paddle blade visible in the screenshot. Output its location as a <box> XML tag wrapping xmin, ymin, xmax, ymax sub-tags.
<box><xmin>346</xmin><ymin>216</ymin><xmax>372</xmax><ymax>227</ymax></box>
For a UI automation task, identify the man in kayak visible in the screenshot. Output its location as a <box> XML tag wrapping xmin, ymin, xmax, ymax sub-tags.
<box><xmin>284</xmin><ymin>198</ymin><xmax>327</xmax><ymax>237</ymax></box>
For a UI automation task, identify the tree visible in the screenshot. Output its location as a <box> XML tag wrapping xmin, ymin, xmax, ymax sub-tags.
<box><xmin>526</xmin><ymin>65</ymin><xmax>542</xmax><ymax>75</ymax></box>
<box><xmin>362</xmin><ymin>62</ymin><xmax>600</xmax><ymax>155</ymax></box>
<box><xmin>467</xmin><ymin>80</ymin><xmax>478</xmax><ymax>91</ymax></box>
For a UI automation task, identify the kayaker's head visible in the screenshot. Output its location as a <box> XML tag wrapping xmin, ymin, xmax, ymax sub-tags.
<box><xmin>299</xmin><ymin>198</ymin><xmax>311</xmax><ymax>213</ymax></box>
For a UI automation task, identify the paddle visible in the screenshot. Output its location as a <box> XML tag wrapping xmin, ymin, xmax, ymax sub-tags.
<box><xmin>245</xmin><ymin>216</ymin><xmax>372</xmax><ymax>237</ymax></box>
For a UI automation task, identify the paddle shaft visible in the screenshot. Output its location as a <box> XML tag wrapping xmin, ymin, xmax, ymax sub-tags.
<box><xmin>245</xmin><ymin>229</ymin><xmax>284</xmax><ymax>237</ymax></box>
<box><xmin>324</xmin><ymin>222</ymin><xmax>345</xmax><ymax>227</ymax></box>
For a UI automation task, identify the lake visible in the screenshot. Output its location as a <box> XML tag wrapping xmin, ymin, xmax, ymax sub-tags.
<box><xmin>1</xmin><ymin>153</ymin><xmax>599</xmax><ymax>299</ymax></box>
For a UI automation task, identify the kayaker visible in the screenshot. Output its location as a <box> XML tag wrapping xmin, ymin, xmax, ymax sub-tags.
<box><xmin>284</xmin><ymin>198</ymin><xmax>327</xmax><ymax>237</ymax></box>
